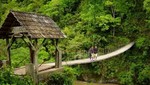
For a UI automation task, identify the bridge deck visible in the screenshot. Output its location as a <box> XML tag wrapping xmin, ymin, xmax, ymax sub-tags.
<box><xmin>14</xmin><ymin>64</ymin><xmax>55</xmax><ymax>75</ymax></box>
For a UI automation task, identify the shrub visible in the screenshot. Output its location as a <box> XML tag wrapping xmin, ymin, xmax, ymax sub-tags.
<box><xmin>47</xmin><ymin>67</ymin><xmax>77</xmax><ymax>85</ymax></box>
<box><xmin>0</xmin><ymin>68</ymin><xmax>32</xmax><ymax>85</ymax></box>
<box><xmin>138</xmin><ymin>66</ymin><xmax>150</xmax><ymax>85</ymax></box>
<box><xmin>118</xmin><ymin>71</ymin><xmax>134</xmax><ymax>85</ymax></box>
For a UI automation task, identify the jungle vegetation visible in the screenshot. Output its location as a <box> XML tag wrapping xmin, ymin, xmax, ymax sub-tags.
<box><xmin>0</xmin><ymin>0</ymin><xmax>150</xmax><ymax>85</ymax></box>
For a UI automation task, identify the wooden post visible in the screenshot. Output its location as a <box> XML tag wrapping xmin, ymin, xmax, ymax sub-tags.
<box><xmin>55</xmin><ymin>39</ymin><xmax>58</xmax><ymax>68</ymax></box>
<box><xmin>29</xmin><ymin>38</ymin><xmax>39</xmax><ymax>85</ymax></box>
<box><xmin>55</xmin><ymin>39</ymin><xmax>62</xmax><ymax>68</ymax></box>
<box><xmin>6</xmin><ymin>37</ymin><xmax>15</xmax><ymax>66</ymax></box>
<box><xmin>56</xmin><ymin>50</ymin><xmax>62</xmax><ymax>68</ymax></box>
<box><xmin>29</xmin><ymin>46</ymin><xmax>35</xmax><ymax>63</ymax></box>
<box><xmin>6</xmin><ymin>38</ymin><xmax>11</xmax><ymax>66</ymax></box>
<box><xmin>58</xmin><ymin>50</ymin><xmax>62</xmax><ymax>67</ymax></box>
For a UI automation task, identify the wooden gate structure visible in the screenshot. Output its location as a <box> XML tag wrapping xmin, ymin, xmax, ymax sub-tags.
<box><xmin>0</xmin><ymin>10</ymin><xmax>66</xmax><ymax>84</ymax></box>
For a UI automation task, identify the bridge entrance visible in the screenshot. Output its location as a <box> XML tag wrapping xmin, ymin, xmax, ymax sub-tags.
<box><xmin>0</xmin><ymin>10</ymin><xmax>66</xmax><ymax>85</ymax></box>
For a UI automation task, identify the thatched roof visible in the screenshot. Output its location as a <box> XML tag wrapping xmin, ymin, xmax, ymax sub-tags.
<box><xmin>0</xmin><ymin>10</ymin><xmax>66</xmax><ymax>39</ymax></box>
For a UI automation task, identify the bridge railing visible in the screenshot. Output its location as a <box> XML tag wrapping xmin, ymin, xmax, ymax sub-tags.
<box><xmin>60</xmin><ymin>43</ymin><xmax>126</xmax><ymax>61</ymax></box>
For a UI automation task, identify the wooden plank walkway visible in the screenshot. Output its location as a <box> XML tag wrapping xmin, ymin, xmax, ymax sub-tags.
<box><xmin>14</xmin><ymin>63</ymin><xmax>55</xmax><ymax>75</ymax></box>
<box><xmin>14</xmin><ymin>42</ymin><xmax>134</xmax><ymax>75</ymax></box>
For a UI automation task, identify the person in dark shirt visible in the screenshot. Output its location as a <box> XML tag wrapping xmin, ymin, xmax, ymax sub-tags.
<box><xmin>88</xmin><ymin>46</ymin><xmax>98</xmax><ymax>60</ymax></box>
<box><xmin>88</xmin><ymin>46</ymin><xmax>94</xmax><ymax>60</ymax></box>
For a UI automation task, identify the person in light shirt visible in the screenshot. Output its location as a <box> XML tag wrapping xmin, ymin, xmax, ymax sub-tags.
<box><xmin>88</xmin><ymin>46</ymin><xmax>98</xmax><ymax>60</ymax></box>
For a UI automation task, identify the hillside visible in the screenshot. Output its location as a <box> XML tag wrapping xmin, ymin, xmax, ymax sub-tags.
<box><xmin>0</xmin><ymin>0</ymin><xmax>150</xmax><ymax>85</ymax></box>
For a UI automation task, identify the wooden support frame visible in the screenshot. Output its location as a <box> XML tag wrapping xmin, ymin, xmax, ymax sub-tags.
<box><xmin>27</xmin><ymin>38</ymin><xmax>39</xmax><ymax>85</ymax></box>
<box><xmin>6</xmin><ymin>36</ymin><xmax>16</xmax><ymax>66</ymax></box>
<box><xmin>54</xmin><ymin>39</ymin><xmax>62</xmax><ymax>68</ymax></box>
<box><xmin>22</xmin><ymin>35</ymin><xmax>46</xmax><ymax>51</ymax></box>
<box><xmin>58</xmin><ymin>50</ymin><xmax>62</xmax><ymax>68</ymax></box>
<box><xmin>0</xmin><ymin>10</ymin><xmax>66</xmax><ymax>85</ymax></box>
<box><xmin>21</xmin><ymin>36</ymin><xmax>47</xmax><ymax>85</ymax></box>
<box><xmin>5</xmin><ymin>35</ymin><xmax>62</xmax><ymax>84</ymax></box>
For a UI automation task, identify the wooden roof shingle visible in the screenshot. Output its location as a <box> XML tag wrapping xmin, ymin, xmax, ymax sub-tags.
<box><xmin>0</xmin><ymin>10</ymin><xmax>66</xmax><ymax>39</ymax></box>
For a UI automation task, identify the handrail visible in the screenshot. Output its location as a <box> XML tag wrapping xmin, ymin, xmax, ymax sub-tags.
<box><xmin>44</xmin><ymin>42</ymin><xmax>134</xmax><ymax>66</ymax></box>
<box><xmin>14</xmin><ymin>42</ymin><xmax>134</xmax><ymax>75</ymax></box>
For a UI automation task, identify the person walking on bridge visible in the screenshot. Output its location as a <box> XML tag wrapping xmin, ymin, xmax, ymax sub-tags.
<box><xmin>93</xmin><ymin>46</ymin><xmax>98</xmax><ymax>59</ymax></box>
<box><xmin>89</xmin><ymin>46</ymin><xmax>98</xmax><ymax>60</ymax></box>
<box><xmin>88</xmin><ymin>46</ymin><xmax>94</xmax><ymax>60</ymax></box>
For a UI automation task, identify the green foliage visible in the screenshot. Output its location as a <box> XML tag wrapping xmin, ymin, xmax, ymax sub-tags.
<box><xmin>11</xmin><ymin>47</ymin><xmax>29</xmax><ymax>67</ymax></box>
<box><xmin>0</xmin><ymin>68</ymin><xmax>32</xmax><ymax>85</ymax></box>
<box><xmin>0</xmin><ymin>0</ymin><xmax>19</xmax><ymax>25</ymax></box>
<box><xmin>144</xmin><ymin>0</ymin><xmax>150</xmax><ymax>26</ymax></box>
<box><xmin>18</xmin><ymin>0</ymin><xmax>44</xmax><ymax>12</ymax></box>
<box><xmin>38</xmin><ymin>46</ymin><xmax>55</xmax><ymax>63</ymax></box>
<box><xmin>136</xmin><ymin>37</ymin><xmax>146</xmax><ymax>48</ymax></box>
<box><xmin>138</xmin><ymin>66</ymin><xmax>150</xmax><ymax>85</ymax></box>
<box><xmin>96</xmin><ymin>14</ymin><xmax>121</xmax><ymax>31</ymax></box>
<box><xmin>0</xmin><ymin>0</ymin><xmax>150</xmax><ymax>84</ymax></box>
<box><xmin>118</xmin><ymin>71</ymin><xmax>134</xmax><ymax>85</ymax></box>
<box><xmin>47</xmin><ymin>67</ymin><xmax>77</xmax><ymax>85</ymax></box>
<box><xmin>144</xmin><ymin>0</ymin><xmax>150</xmax><ymax>13</ymax></box>
<box><xmin>118</xmin><ymin>63</ymin><xmax>150</xmax><ymax>85</ymax></box>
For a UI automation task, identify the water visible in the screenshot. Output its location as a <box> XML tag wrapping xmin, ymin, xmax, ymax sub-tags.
<box><xmin>74</xmin><ymin>81</ymin><xmax>118</xmax><ymax>85</ymax></box>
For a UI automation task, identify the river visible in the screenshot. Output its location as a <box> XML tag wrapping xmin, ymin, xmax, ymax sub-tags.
<box><xmin>74</xmin><ymin>81</ymin><xmax>118</xmax><ymax>85</ymax></box>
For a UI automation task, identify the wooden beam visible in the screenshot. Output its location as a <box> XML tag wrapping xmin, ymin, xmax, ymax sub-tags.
<box><xmin>21</xmin><ymin>37</ymin><xmax>30</xmax><ymax>47</ymax></box>
<box><xmin>36</xmin><ymin>38</ymin><xmax>46</xmax><ymax>50</ymax></box>
<box><xmin>28</xmin><ymin>38</ymin><xmax>39</xmax><ymax>85</ymax></box>
<box><xmin>58</xmin><ymin>50</ymin><xmax>62</xmax><ymax>68</ymax></box>
<box><xmin>34</xmin><ymin>39</ymin><xmax>38</xmax><ymax>68</ymax></box>
<box><xmin>6</xmin><ymin>37</ymin><xmax>16</xmax><ymax>66</ymax></box>
<box><xmin>24</xmin><ymin>34</ymin><xmax>36</xmax><ymax>50</ymax></box>
<box><xmin>54</xmin><ymin>39</ymin><xmax>62</xmax><ymax>68</ymax></box>
<box><xmin>6</xmin><ymin>38</ymin><xmax>11</xmax><ymax>66</ymax></box>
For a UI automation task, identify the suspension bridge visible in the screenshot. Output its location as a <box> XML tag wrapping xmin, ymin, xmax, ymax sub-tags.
<box><xmin>14</xmin><ymin>42</ymin><xmax>134</xmax><ymax>75</ymax></box>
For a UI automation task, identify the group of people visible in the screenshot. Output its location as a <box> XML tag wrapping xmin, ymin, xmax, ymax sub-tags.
<box><xmin>88</xmin><ymin>46</ymin><xmax>98</xmax><ymax>61</ymax></box>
